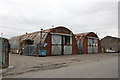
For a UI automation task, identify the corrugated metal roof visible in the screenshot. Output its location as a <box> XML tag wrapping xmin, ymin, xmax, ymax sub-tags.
<box><xmin>9</xmin><ymin>27</ymin><xmax>55</xmax><ymax>41</ymax></box>
<box><xmin>9</xmin><ymin>28</ymin><xmax>53</xmax><ymax>50</ymax></box>
<box><xmin>9</xmin><ymin>26</ymin><xmax>73</xmax><ymax>50</ymax></box>
<box><xmin>9</xmin><ymin>31</ymin><xmax>48</xmax><ymax>44</ymax></box>
<box><xmin>74</xmin><ymin>32</ymin><xmax>99</xmax><ymax>41</ymax></box>
<box><xmin>101</xmin><ymin>36</ymin><xmax>120</xmax><ymax>40</ymax></box>
<box><xmin>74</xmin><ymin>32</ymin><xmax>94</xmax><ymax>37</ymax></box>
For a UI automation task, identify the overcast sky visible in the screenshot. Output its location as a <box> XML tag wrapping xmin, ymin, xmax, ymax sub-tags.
<box><xmin>0</xmin><ymin>0</ymin><xmax>119</xmax><ymax>39</ymax></box>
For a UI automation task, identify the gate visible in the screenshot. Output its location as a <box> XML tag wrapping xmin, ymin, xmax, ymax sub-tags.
<box><xmin>0</xmin><ymin>38</ymin><xmax>9</xmax><ymax>67</ymax></box>
<box><xmin>22</xmin><ymin>45</ymin><xmax>37</xmax><ymax>56</ymax></box>
<box><xmin>51</xmin><ymin>35</ymin><xmax>62</xmax><ymax>55</ymax></box>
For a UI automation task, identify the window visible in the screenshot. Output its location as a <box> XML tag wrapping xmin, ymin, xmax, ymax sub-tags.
<box><xmin>110</xmin><ymin>48</ymin><xmax>112</xmax><ymax>50</ymax></box>
<box><xmin>64</xmin><ymin>36</ymin><xmax>70</xmax><ymax>45</ymax></box>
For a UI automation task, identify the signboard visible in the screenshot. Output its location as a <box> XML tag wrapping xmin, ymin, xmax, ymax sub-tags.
<box><xmin>44</xmin><ymin>43</ymin><xmax>47</xmax><ymax>45</ymax></box>
<box><xmin>39</xmin><ymin>50</ymin><xmax>46</xmax><ymax>56</ymax></box>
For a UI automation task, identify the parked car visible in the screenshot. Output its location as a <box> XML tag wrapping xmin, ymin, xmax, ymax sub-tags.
<box><xmin>106</xmin><ymin>49</ymin><xmax>115</xmax><ymax>53</ymax></box>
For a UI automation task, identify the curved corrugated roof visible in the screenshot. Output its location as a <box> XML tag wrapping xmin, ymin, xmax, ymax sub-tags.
<box><xmin>9</xmin><ymin>30</ymin><xmax>50</xmax><ymax>45</ymax></box>
<box><xmin>74</xmin><ymin>32</ymin><xmax>99</xmax><ymax>42</ymax></box>
<box><xmin>9</xmin><ymin>26</ymin><xmax>73</xmax><ymax>43</ymax></box>
<box><xmin>74</xmin><ymin>32</ymin><xmax>98</xmax><ymax>38</ymax></box>
<box><xmin>9</xmin><ymin>26</ymin><xmax>73</xmax><ymax>50</ymax></box>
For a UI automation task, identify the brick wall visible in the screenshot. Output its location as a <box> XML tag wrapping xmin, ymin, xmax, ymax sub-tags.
<box><xmin>101</xmin><ymin>36</ymin><xmax>120</xmax><ymax>52</ymax></box>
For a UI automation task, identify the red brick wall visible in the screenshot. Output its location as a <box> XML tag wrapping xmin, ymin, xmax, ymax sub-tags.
<box><xmin>98</xmin><ymin>40</ymin><xmax>101</xmax><ymax>53</ymax></box>
<box><xmin>44</xmin><ymin>27</ymin><xmax>77</xmax><ymax>56</ymax></box>
<box><xmin>72</xmin><ymin>36</ymin><xmax>77</xmax><ymax>54</ymax></box>
<box><xmin>44</xmin><ymin>34</ymin><xmax>51</xmax><ymax>56</ymax></box>
<box><xmin>83</xmin><ymin>38</ymin><xmax>87</xmax><ymax>54</ymax></box>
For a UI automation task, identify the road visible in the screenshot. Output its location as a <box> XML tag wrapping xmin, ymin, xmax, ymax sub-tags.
<box><xmin>3</xmin><ymin>54</ymin><xmax>118</xmax><ymax>78</ymax></box>
<box><xmin>0</xmin><ymin>69</ymin><xmax>2</xmax><ymax>80</ymax></box>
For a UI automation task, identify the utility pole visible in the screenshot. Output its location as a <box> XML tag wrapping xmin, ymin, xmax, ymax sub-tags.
<box><xmin>1</xmin><ymin>33</ymin><xmax>3</xmax><ymax>38</ymax></box>
<box><xmin>40</xmin><ymin>28</ymin><xmax>43</xmax><ymax>56</ymax></box>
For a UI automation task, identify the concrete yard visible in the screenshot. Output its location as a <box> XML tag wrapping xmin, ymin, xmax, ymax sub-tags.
<box><xmin>2</xmin><ymin>53</ymin><xmax>118</xmax><ymax>78</ymax></box>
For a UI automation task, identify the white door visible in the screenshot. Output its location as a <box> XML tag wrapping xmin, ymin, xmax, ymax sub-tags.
<box><xmin>93</xmin><ymin>39</ymin><xmax>98</xmax><ymax>53</ymax></box>
<box><xmin>87</xmin><ymin>38</ymin><xmax>93</xmax><ymax>53</ymax></box>
<box><xmin>64</xmin><ymin>36</ymin><xmax>72</xmax><ymax>55</ymax></box>
<box><xmin>51</xmin><ymin>35</ymin><xmax>62</xmax><ymax>55</ymax></box>
<box><xmin>77</xmin><ymin>37</ymin><xmax>83</xmax><ymax>54</ymax></box>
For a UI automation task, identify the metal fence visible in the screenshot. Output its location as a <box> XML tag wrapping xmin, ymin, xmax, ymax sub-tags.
<box><xmin>0</xmin><ymin>38</ymin><xmax>9</xmax><ymax>68</ymax></box>
<box><xmin>22</xmin><ymin>44</ymin><xmax>37</xmax><ymax>56</ymax></box>
<box><xmin>22</xmin><ymin>44</ymin><xmax>46</xmax><ymax>56</ymax></box>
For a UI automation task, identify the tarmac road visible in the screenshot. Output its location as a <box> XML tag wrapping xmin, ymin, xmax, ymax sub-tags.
<box><xmin>4</xmin><ymin>56</ymin><xmax>118</xmax><ymax>78</ymax></box>
<box><xmin>0</xmin><ymin>69</ymin><xmax>2</xmax><ymax>80</ymax></box>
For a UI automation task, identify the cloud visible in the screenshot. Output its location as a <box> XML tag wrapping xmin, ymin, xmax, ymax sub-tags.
<box><xmin>0</xmin><ymin>0</ymin><xmax>118</xmax><ymax>39</ymax></box>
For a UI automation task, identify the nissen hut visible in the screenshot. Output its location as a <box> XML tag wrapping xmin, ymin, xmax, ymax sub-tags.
<box><xmin>9</xmin><ymin>26</ymin><xmax>77</xmax><ymax>56</ymax></box>
<box><xmin>74</xmin><ymin>32</ymin><xmax>101</xmax><ymax>54</ymax></box>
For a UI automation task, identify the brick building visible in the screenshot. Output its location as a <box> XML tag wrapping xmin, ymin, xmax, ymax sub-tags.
<box><xmin>9</xmin><ymin>26</ymin><xmax>77</xmax><ymax>56</ymax></box>
<box><xmin>74</xmin><ymin>32</ymin><xmax>101</xmax><ymax>54</ymax></box>
<box><xmin>101</xmin><ymin>36</ymin><xmax>120</xmax><ymax>53</ymax></box>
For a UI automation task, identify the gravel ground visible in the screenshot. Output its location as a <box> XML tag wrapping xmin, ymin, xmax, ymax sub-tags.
<box><xmin>2</xmin><ymin>53</ymin><xmax>118</xmax><ymax>77</ymax></box>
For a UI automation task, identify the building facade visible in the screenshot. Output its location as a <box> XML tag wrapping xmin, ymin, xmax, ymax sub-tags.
<box><xmin>101</xmin><ymin>36</ymin><xmax>120</xmax><ymax>53</ymax></box>
<box><xmin>75</xmin><ymin>32</ymin><xmax>101</xmax><ymax>54</ymax></box>
<box><xmin>9</xmin><ymin>26</ymin><xmax>77</xmax><ymax>56</ymax></box>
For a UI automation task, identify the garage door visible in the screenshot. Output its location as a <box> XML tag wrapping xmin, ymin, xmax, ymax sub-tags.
<box><xmin>77</xmin><ymin>37</ymin><xmax>83</xmax><ymax>54</ymax></box>
<box><xmin>87</xmin><ymin>38</ymin><xmax>93</xmax><ymax>53</ymax></box>
<box><xmin>51</xmin><ymin>35</ymin><xmax>62</xmax><ymax>55</ymax></box>
<box><xmin>64</xmin><ymin>36</ymin><xmax>72</xmax><ymax>55</ymax></box>
<box><xmin>93</xmin><ymin>39</ymin><xmax>98</xmax><ymax>53</ymax></box>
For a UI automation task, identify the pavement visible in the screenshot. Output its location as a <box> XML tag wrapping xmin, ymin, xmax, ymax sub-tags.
<box><xmin>2</xmin><ymin>53</ymin><xmax>118</xmax><ymax>78</ymax></box>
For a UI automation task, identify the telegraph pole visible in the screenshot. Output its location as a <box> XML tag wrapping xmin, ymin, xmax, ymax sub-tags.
<box><xmin>1</xmin><ymin>33</ymin><xmax>3</xmax><ymax>38</ymax></box>
<box><xmin>40</xmin><ymin>28</ymin><xmax>43</xmax><ymax>56</ymax></box>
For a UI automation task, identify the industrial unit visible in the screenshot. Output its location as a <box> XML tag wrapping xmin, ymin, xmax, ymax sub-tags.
<box><xmin>74</xmin><ymin>32</ymin><xmax>100</xmax><ymax>54</ymax></box>
<box><xmin>0</xmin><ymin>37</ymin><xmax>10</xmax><ymax>68</ymax></box>
<box><xmin>9</xmin><ymin>26</ymin><xmax>77</xmax><ymax>56</ymax></box>
<box><xmin>101</xmin><ymin>36</ymin><xmax>120</xmax><ymax>53</ymax></box>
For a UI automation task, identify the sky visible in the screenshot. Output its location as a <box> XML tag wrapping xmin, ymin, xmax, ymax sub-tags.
<box><xmin>0</xmin><ymin>0</ymin><xmax>119</xmax><ymax>39</ymax></box>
